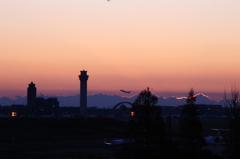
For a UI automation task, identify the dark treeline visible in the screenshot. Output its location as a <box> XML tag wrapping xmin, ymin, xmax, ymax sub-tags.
<box><xmin>117</xmin><ymin>87</ymin><xmax>224</xmax><ymax>159</ymax></box>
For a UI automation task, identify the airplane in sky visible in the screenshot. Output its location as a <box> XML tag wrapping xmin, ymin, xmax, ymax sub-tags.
<box><xmin>120</xmin><ymin>90</ymin><xmax>131</xmax><ymax>93</ymax></box>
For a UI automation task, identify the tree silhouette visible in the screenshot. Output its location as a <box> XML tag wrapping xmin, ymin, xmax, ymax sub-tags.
<box><xmin>224</xmin><ymin>85</ymin><xmax>240</xmax><ymax>159</ymax></box>
<box><xmin>122</xmin><ymin>88</ymin><xmax>167</xmax><ymax>159</ymax></box>
<box><xmin>179</xmin><ymin>88</ymin><xmax>205</xmax><ymax>150</ymax></box>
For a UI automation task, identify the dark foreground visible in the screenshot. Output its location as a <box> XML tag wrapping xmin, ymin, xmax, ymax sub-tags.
<box><xmin>0</xmin><ymin>117</ymin><xmax>227</xmax><ymax>159</ymax></box>
<box><xmin>0</xmin><ymin>117</ymin><xmax>128</xmax><ymax>159</ymax></box>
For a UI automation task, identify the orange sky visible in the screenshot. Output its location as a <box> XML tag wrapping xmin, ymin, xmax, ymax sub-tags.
<box><xmin>1</xmin><ymin>1</ymin><xmax>240</xmax><ymax>99</ymax></box>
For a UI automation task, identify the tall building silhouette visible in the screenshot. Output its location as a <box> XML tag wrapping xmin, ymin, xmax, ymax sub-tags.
<box><xmin>79</xmin><ymin>70</ymin><xmax>89</xmax><ymax>114</ymax></box>
<box><xmin>27</xmin><ymin>82</ymin><xmax>37</xmax><ymax>108</ymax></box>
<box><xmin>26</xmin><ymin>82</ymin><xmax>60</xmax><ymax>117</ymax></box>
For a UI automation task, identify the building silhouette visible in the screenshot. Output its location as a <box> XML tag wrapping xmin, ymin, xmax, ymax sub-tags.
<box><xmin>27</xmin><ymin>82</ymin><xmax>37</xmax><ymax>108</ymax></box>
<box><xmin>26</xmin><ymin>82</ymin><xmax>59</xmax><ymax>117</ymax></box>
<box><xmin>36</xmin><ymin>97</ymin><xmax>59</xmax><ymax>117</ymax></box>
<box><xmin>79</xmin><ymin>70</ymin><xmax>89</xmax><ymax>114</ymax></box>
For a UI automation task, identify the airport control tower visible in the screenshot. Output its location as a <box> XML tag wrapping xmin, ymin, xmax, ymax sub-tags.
<box><xmin>79</xmin><ymin>70</ymin><xmax>89</xmax><ymax>114</ymax></box>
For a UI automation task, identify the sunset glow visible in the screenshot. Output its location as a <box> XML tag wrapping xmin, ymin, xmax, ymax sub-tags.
<box><xmin>1</xmin><ymin>1</ymin><xmax>240</xmax><ymax>100</ymax></box>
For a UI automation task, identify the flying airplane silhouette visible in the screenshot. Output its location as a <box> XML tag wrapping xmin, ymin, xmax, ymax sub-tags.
<box><xmin>120</xmin><ymin>90</ymin><xmax>131</xmax><ymax>93</ymax></box>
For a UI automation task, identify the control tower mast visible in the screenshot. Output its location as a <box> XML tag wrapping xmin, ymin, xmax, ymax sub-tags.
<box><xmin>78</xmin><ymin>70</ymin><xmax>89</xmax><ymax>114</ymax></box>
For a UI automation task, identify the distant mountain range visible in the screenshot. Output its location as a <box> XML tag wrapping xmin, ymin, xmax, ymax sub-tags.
<box><xmin>0</xmin><ymin>93</ymin><xmax>226</xmax><ymax>108</ymax></box>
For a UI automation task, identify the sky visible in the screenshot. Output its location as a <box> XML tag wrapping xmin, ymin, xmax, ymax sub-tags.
<box><xmin>1</xmin><ymin>0</ymin><xmax>240</xmax><ymax>100</ymax></box>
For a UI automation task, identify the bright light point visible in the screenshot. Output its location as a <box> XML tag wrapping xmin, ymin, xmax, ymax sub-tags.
<box><xmin>11</xmin><ymin>112</ymin><xmax>17</xmax><ymax>117</ymax></box>
<box><xmin>131</xmin><ymin>112</ymin><xmax>135</xmax><ymax>116</ymax></box>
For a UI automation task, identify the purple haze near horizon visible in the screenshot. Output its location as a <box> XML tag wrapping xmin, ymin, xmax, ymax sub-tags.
<box><xmin>0</xmin><ymin>89</ymin><xmax>229</xmax><ymax>108</ymax></box>
<box><xmin>0</xmin><ymin>89</ymin><xmax>225</xmax><ymax>101</ymax></box>
<box><xmin>0</xmin><ymin>93</ymin><xmax>225</xmax><ymax>108</ymax></box>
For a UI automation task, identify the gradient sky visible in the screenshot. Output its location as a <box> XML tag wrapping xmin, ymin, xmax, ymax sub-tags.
<box><xmin>1</xmin><ymin>1</ymin><xmax>240</xmax><ymax>99</ymax></box>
